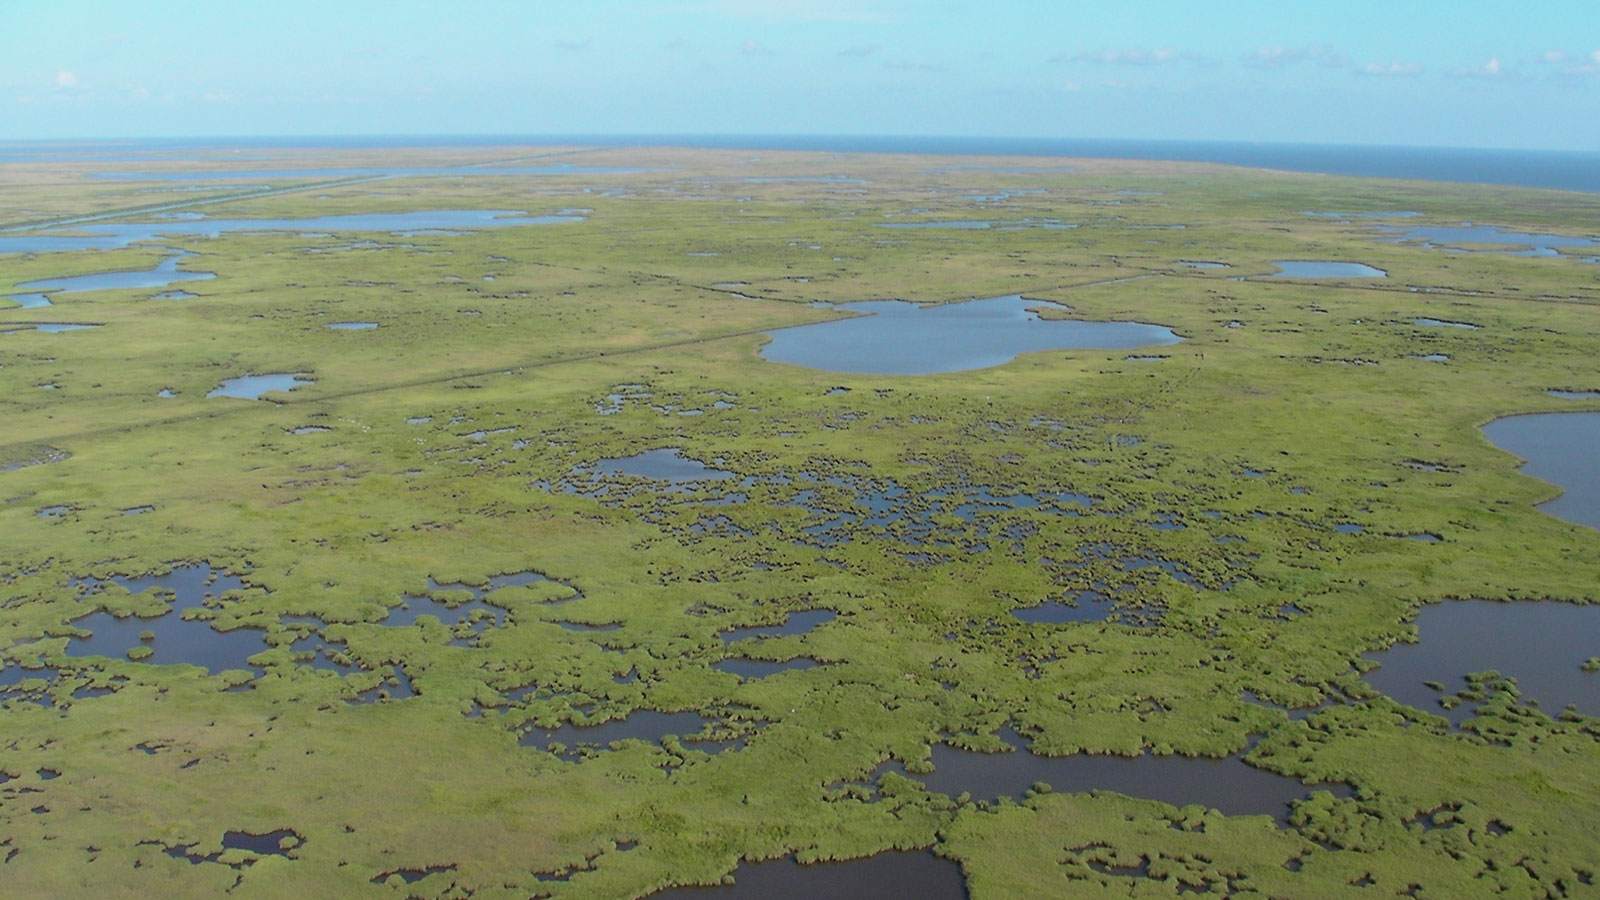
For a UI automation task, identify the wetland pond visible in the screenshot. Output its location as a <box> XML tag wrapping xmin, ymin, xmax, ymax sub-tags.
<box><xmin>0</xmin><ymin>210</ymin><xmax>583</xmax><ymax>255</ymax></box>
<box><xmin>65</xmin><ymin>565</ymin><xmax>263</xmax><ymax>674</ymax></box>
<box><xmin>11</xmin><ymin>251</ymin><xmax>214</xmax><ymax>299</ymax></box>
<box><xmin>1363</xmin><ymin>411</ymin><xmax>1600</xmax><ymax>720</ymax></box>
<box><xmin>1266</xmin><ymin>261</ymin><xmax>1386</xmax><ymax>278</ymax></box>
<box><xmin>881</xmin><ymin>726</ymin><xmax>1347</xmax><ymax>825</ymax></box>
<box><xmin>760</xmin><ymin>294</ymin><xmax>1180</xmax><ymax>375</ymax></box>
<box><xmin>1380</xmin><ymin>224</ymin><xmax>1600</xmax><ymax>259</ymax></box>
<box><xmin>647</xmin><ymin>851</ymin><xmax>966</xmax><ymax>900</ymax></box>
<box><xmin>1482</xmin><ymin>411</ymin><xmax>1600</xmax><ymax>530</ymax></box>
<box><xmin>207</xmin><ymin>373</ymin><xmax>314</xmax><ymax>400</ymax></box>
<box><xmin>1364</xmin><ymin>600</ymin><xmax>1600</xmax><ymax>722</ymax></box>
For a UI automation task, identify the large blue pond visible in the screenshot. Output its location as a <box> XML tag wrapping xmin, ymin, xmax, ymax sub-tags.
<box><xmin>760</xmin><ymin>294</ymin><xmax>1180</xmax><ymax>375</ymax></box>
<box><xmin>0</xmin><ymin>210</ymin><xmax>582</xmax><ymax>255</ymax></box>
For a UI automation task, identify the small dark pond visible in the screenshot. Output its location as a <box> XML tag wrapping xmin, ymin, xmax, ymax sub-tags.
<box><xmin>719</xmin><ymin>610</ymin><xmax>836</xmax><ymax>644</ymax></box>
<box><xmin>521</xmin><ymin>710</ymin><xmax>745</xmax><ymax>758</ymax></box>
<box><xmin>646</xmin><ymin>850</ymin><xmax>966</xmax><ymax>900</ymax></box>
<box><xmin>1413</xmin><ymin>317</ymin><xmax>1477</xmax><ymax>329</ymax></box>
<box><xmin>1009</xmin><ymin>590</ymin><xmax>1113</xmax><ymax>624</ymax></box>
<box><xmin>328</xmin><ymin>322</ymin><xmax>378</xmax><ymax>330</ymax></box>
<box><xmin>1482</xmin><ymin>411</ymin><xmax>1600</xmax><ymax>530</ymax></box>
<box><xmin>1380</xmin><ymin>224</ymin><xmax>1600</xmax><ymax>259</ymax></box>
<box><xmin>34</xmin><ymin>323</ymin><xmax>101</xmax><ymax>333</ymax></box>
<box><xmin>15</xmin><ymin>251</ymin><xmax>214</xmax><ymax>296</ymax></box>
<box><xmin>1364</xmin><ymin>600</ymin><xmax>1600</xmax><ymax>721</ymax></box>
<box><xmin>1548</xmin><ymin>390</ymin><xmax>1600</xmax><ymax>399</ymax></box>
<box><xmin>1267</xmin><ymin>261</ymin><xmax>1386</xmax><ymax>278</ymax></box>
<box><xmin>1178</xmin><ymin>260</ymin><xmax>1229</xmax><ymax>269</ymax></box>
<box><xmin>895</xmin><ymin>727</ymin><xmax>1348</xmax><ymax>824</ymax></box>
<box><xmin>0</xmin><ymin>210</ymin><xmax>582</xmax><ymax>255</ymax></box>
<box><xmin>66</xmin><ymin>564</ymin><xmax>265</xmax><ymax>674</ymax></box>
<box><xmin>594</xmin><ymin>448</ymin><xmax>735</xmax><ymax>482</ymax></box>
<box><xmin>381</xmin><ymin>571</ymin><xmax>576</xmax><ymax>645</ymax></box>
<box><xmin>712</xmin><ymin>657</ymin><xmax>821</xmax><ymax>680</ymax></box>
<box><xmin>207</xmin><ymin>373</ymin><xmax>314</xmax><ymax>400</ymax></box>
<box><xmin>760</xmin><ymin>294</ymin><xmax>1180</xmax><ymax>375</ymax></box>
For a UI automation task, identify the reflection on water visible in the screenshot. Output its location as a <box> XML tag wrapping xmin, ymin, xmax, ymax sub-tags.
<box><xmin>207</xmin><ymin>372</ymin><xmax>314</xmax><ymax>400</ymax></box>
<box><xmin>1364</xmin><ymin>599</ymin><xmax>1600</xmax><ymax>721</ymax></box>
<box><xmin>1266</xmin><ymin>261</ymin><xmax>1386</xmax><ymax>278</ymax></box>
<box><xmin>761</xmin><ymin>294</ymin><xmax>1181</xmax><ymax>375</ymax></box>
<box><xmin>887</xmin><ymin>725</ymin><xmax>1347</xmax><ymax>824</ymax></box>
<box><xmin>1381</xmin><ymin>224</ymin><xmax>1600</xmax><ymax>259</ymax></box>
<box><xmin>0</xmin><ymin>210</ymin><xmax>583</xmax><ymax>255</ymax></box>
<box><xmin>1482</xmin><ymin>411</ymin><xmax>1600</xmax><ymax>530</ymax></box>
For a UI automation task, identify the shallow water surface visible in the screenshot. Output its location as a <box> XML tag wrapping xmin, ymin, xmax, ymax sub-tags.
<box><xmin>328</xmin><ymin>321</ymin><xmax>378</xmax><ymax>330</ymax></box>
<box><xmin>66</xmin><ymin>565</ymin><xmax>264</xmax><ymax>673</ymax></box>
<box><xmin>34</xmin><ymin>323</ymin><xmax>101</xmax><ymax>333</ymax></box>
<box><xmin>1380</xmin><ymin>224</ymin><xmax>1600</xmax><ymax>258</ymax></box>
<box><xmin>15</xmin><ymin>251</ymin><xmax>214</xmax><ymax>295</ymax></box>
<box><xmin>647</xmin><ymin>851</ymin><xmax>966</xmax><ymax>900</ymax></box>
<box><xmin>594</xmin><ymin>448</ymin><xmax>734</xmax><ymax>481</ymax></box>
<box><xmin>1482</xmin><ymin>411</ymin><xmax>1600</xmax><ymax>530</ymax></box>
<box><xmin>760</xmin><ymin>294</ymin><xmax>1180</xmax><ymax>375</ymax></box>
<box><xmin>1364</xmin><ymin>599</ymin><xmax>1600</xmax><ymax>721</ymax></box>
<box><xmin>1267</xmin><ymin>261</ymin><xmax>1386</xmax><ymax>278</ymax></box>
<box><xmin>207</xmin><ymin>372</ymin><xmax>314</xmax><ymax>400</ymax></box>
<box><xmin>0</xmin><ymin>210</ymin><xmax>582</xmax><ymax>255</ymax></box>
<box><xmin>895</xmin><ymin>726</ymin><xmax>1346</xmax><ymax>824</ymax></box>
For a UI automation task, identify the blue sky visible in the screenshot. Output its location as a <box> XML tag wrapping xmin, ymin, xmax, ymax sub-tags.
<box><xmin>2</xmin><ymin>0</ymin><xmax>1597</xmax><ymax>149</ymax></box>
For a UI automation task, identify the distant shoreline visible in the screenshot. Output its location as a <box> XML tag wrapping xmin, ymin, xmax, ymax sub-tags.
<box><xmin>5</xmin><ymin>134</ymin><xmax>1600</xmax><ymax>193</ymax></box>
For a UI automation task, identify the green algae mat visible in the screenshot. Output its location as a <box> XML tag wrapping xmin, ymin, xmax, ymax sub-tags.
<box><xmin>3</xmin><ymin>145</ymin><xmax>1599</xmax><ymax>898</ymax></box>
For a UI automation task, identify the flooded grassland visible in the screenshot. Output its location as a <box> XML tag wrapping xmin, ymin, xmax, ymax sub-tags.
<box><xmin>2</xmin><ymin>145</ymin><xmax>1599</xmax><ymax>899</ymax></box>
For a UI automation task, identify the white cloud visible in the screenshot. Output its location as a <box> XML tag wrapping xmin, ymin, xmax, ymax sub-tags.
<box><xmin>203</xmin><ymin>90</ymin><xmax>238</xmax><ymax>103</ymax></box>
<box><xmin>1541</xmin><ymin>49</ymin><xmax>1568</xmax><ymax>64</ymax></box>
<box><xmin>55</xmin><ymin>70</ymin><xmax>78</xmax><ymax>89</ymax></box>
<box><xmin>1241</xmin><ymin>44</ymin><xmax>1345</xmax><ymax>70</ymax></box>
<box><xmin>740</xmin><ymin>39</ymin><xmax>773</xmax><ymax>57</ymax></box>
<box><xmin>1359</xmin><ymin>61</ymin><xmax>1423</xmax><ymax>77</ymax></box>
<box><xmin>1071</xmin><ymin>48</ymin><xmax>1177</xmax><ymax>65</ymax></box>
<box><xmin>1451</xmin><ymin>57</ymin><xmax>1510</xmax><ymax>78</ymax></box>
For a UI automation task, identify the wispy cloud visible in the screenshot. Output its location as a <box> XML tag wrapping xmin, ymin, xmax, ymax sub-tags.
<box><xmin>837</xmin><ymin>45</ymin><xmax>878</xmax><ymax>59</ymax></box>
<box><xmin>55</xmin><ymin>70</ymin><xmax>78</xmax><ymax>89</ymax></box>
<box><xmin>1358</xmin><ymin>61</ymin><xmax>1423</xmax><ymax>77</ymax></box>
<box><xmin>553</xmin><ymin>39</ymin><xmax>591</xmax><ymax>52</ymax></box>
<box><xmin>1062</xmin><ymin>47</ymin><xmax>1185</xmax><ymax>66</ymax></box>
<box><xmin>885</xmin><ymin>59</ymin><xmax>946</xmax><ymax>73</ymax></box>
<box><xmin>690</xmin><ymin>0</ymin><xmax>899</xmax><ymax>23</ymax></box>
<box><xmin>1451</xmin><ymin>57</ymin><xmax>1509</xmax><ymax>78</ymax></box>
<box><xmin>1241</xmin><ymin>44</ymin><xmax>1348</xmax><ymax>70</ymax></box>
<box><xmin>740</xmin><ymin>39</ymin><xmax>774</xmax><ymax>57</ymax></box>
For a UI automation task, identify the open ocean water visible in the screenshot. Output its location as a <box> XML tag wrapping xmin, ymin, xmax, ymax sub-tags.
<box><xmin>2</xmin><ymin>135</ymin><xmax>1598</xmax><ymax>193</ymax></box>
